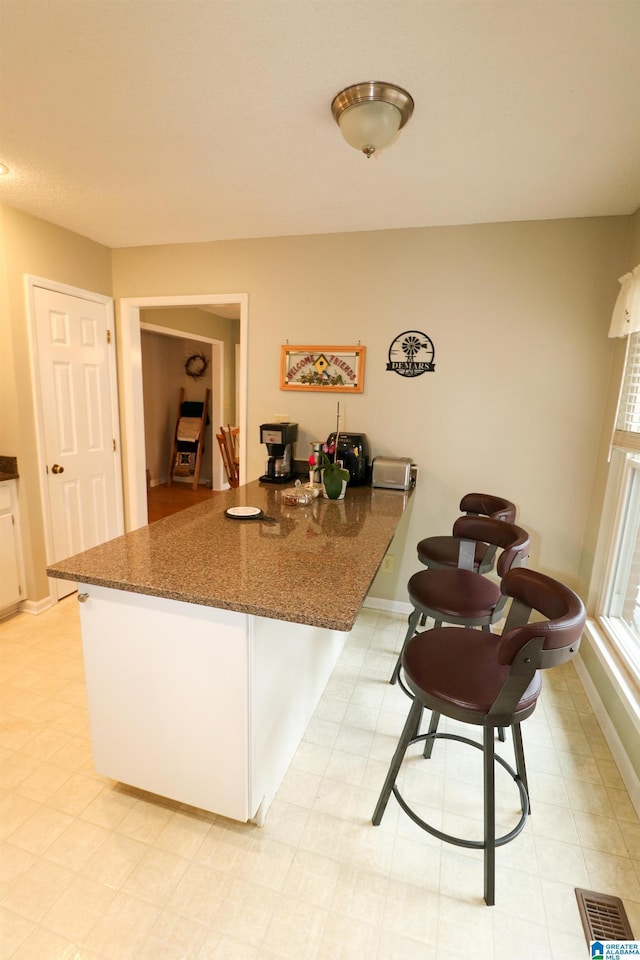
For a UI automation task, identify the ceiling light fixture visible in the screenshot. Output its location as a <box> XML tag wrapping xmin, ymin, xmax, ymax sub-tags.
<box><xmin>331</xmin><ymin>81</ymin><xmax>414</xmax><ymax>158</ymax></box>
<box><xmin>0</xmin><ymin>163</ymin><xmax>9</xmax><ymax>176</ymax></box>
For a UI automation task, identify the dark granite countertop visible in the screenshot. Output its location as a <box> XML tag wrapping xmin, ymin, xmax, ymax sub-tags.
<box><xmin>0</xmin><ymin>456</ymin><xmax>19</xmax><ymax>482</ymax></box>
<box><xmin>47</xmin><ymin>480</ymin><xmax>413</xmax><ymax>632</ymax></box>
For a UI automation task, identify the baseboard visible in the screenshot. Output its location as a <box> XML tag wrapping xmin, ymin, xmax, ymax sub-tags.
<box><xmin>0</xmin><ymin>604</ymin><xmax>21</xmax><ymax>622</ymax></box>
<box><xmin>19</xmin><ymin>596</ymin><xmax>55</xmax><ymax>616</ymax></box>
<box><xmin>166</xmin><ymin>477</ymin><xmax>210</xmax><ymax>487</ymax></box>
<box><xmin>364</xmin><ymin>596</ymin><xmax>412</xmax><ymax>616</ymax></box>
<box><xmin>575</xmin><ymin>621</ymin><xmax>640</xmax><ymax>819</ymax></box>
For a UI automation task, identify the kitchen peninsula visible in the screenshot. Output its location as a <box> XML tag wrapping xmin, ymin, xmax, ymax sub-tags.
<box><xmin>48</xmin><ymin>480</ymin><xmax>412</xmax><ymax>823</ymax></box>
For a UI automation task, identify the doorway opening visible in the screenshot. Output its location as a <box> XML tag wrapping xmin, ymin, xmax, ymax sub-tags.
<box><xmin>140</xmin><ymin>320</ymin><xmax>222</xmax><ymax>488</ymax></box>
<box><xmin>141</xmin><ymin>319</ymin><xmax>222</xmax><ymax>523</ymax></box>
<box><xmin>118</xmin><ymin>294</ymin><xmax>248</xmax><ymax>531</ymax></box>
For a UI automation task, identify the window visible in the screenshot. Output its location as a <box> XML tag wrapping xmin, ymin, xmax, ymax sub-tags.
<box><xmin>601</xmin><ymin>455</ymin><xmax>640</xmax><ymax>675</ymax></box>
<box><xmin>612</xmin><ymin>330</ymin><xmax>640</xmax><ymax>454</ymax></box>
<box><xmin>599</xmin><ymin>331</ymin><xmax>640</xmax><ymax>680</ymax></box>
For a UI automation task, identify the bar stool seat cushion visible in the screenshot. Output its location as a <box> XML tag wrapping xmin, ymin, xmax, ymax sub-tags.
<box><xmin>415</xmin><ymin>494</ymin><xmax>517</xmax><ymax>574</ymax></box>
<box><xmin>391</xmin><ymin>517</ymin><xmax>530</xmax><ymax>687</ymax></box>
<box><xmin>403</xmin><ymin>626</ymin><xmax>542</xmax><ymax>722</ymax></box>
<box><xmin>407</xmin><ymin>567</ymin><xmax>501</xmax><ymax>623</ymax></box>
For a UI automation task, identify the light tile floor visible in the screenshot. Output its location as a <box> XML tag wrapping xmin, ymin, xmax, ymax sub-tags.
<box><xmin>1</xmin><ymin>598</ymin><xmax>639</xmax><ymax>959</ymax></box>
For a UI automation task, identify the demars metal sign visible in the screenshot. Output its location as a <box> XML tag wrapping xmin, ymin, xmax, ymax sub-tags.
<box><xmin>386</xmin><ymin>330</ymin><xmax>436</xmax><ymax>377</ymax></box>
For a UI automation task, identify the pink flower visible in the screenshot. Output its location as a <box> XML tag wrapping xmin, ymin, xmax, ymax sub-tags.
<box><xmin>308</xmin><ymin>454</ymin><xmax>316</xmax><ymax>466</ymax></box>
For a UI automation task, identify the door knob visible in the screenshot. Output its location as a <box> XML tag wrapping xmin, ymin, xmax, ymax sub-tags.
<box><xmin>51</xmin><ymin>464</ymin><xmax>64</xmax><ymax>474</ymax></box>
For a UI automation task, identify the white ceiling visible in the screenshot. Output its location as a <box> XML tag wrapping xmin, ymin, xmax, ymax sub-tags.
<box><xmin>1</xmin><ymin>0</ymin><xmax>639</xmax><ymax>250</ymax></box>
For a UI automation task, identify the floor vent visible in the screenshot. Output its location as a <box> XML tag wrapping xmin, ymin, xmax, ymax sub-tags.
<box><xmin>575</xmin><ymin>887</ymin><xmax>634</xmax><ymax>943</ymax></box>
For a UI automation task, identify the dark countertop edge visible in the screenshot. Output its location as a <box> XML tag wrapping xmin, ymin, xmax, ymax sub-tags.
<box><xmin>47</xmin><ymin>569</ymin><xmax>358</xmax><ymax>633</ymax></box>
<box><xmin>0</xmin><ymin>456</ymin><xmax>19</xmax><ymax>481</ymax></box>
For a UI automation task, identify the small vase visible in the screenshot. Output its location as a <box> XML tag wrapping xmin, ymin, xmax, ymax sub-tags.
<box><xmin>306</xmin><ymin>470</ymin><xmax>321</xmax><ymax>498</ymax></box>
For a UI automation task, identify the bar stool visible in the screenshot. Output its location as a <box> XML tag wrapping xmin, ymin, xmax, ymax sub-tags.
<box><xmin>417</xmin><ymin>492</ymin><xmax>517</xmax><ymax>575</ymax></box>
<box><xmin>390</xmin><ymin>515</ymin><xmax>530</xmax><ymax>686</ymax></box>
<box><xmin>373</xmin><ymin>567</ymin><xmax>586</xmax><ymax>905</ymax></box>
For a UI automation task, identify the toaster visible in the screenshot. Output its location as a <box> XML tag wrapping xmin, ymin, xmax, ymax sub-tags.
<box><xmin>371</xmin><ymin>457</ymin><xmax>416</xmax><ymax>490</ymax></box>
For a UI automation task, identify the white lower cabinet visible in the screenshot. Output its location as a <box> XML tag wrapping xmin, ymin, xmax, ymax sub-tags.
<box><xmin>78</xmin><ymin>585</ymin><xmax>347</xmax><ymax>823</ymax></box>
<box><xmin>0</xmin><ymin>481</ymin><xmax>23</xmax><ymax>617</ymax></box>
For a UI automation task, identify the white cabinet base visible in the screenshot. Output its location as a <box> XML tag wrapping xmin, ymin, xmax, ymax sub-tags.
<box><xmin>79</xmin><ymin>585</ymin><xmax>347</xmax><ymax>822</ymax></box>
<box><xmin>0</xmin><ymin>481</ymin><xmax>23</xmax><ymax>618</ymax></box>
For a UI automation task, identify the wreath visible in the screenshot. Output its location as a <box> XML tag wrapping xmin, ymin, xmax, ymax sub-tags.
<box><xmin>184</xmin><ymin>352</ymin><xmax>209</xmax><ymax>379</ymax></box>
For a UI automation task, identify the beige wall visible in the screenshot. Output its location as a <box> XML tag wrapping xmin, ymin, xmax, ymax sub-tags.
<box><xmin>0</xmin><ymin>203</ymin><xmax>112</xmax><ymax>601</ymax></box>
<box><xmin>0</xmin><ymin>216</ymin><xmax>17</xmax><ymax>457</ymax></box>
<box><xmin>113</xmin><ymin>217</ymin><xmax>629</xmax><ymax>603</ymax></box>
<box><xmin>629</xmin><ymin>207</ymin><xmax>640</xmax><ymax>264</ymax></box>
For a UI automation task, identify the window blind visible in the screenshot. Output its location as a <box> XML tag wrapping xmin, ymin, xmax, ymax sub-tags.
<box><xmin>613</xmin><ymin>331</ymin><xmax>640</xmax><ymax>454</ymax></box>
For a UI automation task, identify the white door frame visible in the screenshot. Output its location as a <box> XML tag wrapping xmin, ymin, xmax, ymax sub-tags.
<box><xmin>140</xmin><ymin>321</ymin><xmax>224</xmax><ymax>490</ymax></box>
<box><xmin>118</xmin><ymin>294</ymin><xmax>248</xmax><ymax>531</ymax></box>
<box><xmin>25</xmin><ymin>275</ymin><xmax>124</xmax><ymax>601</ymax></box>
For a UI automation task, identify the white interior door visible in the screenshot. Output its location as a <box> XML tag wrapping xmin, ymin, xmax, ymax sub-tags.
<box><xmin>33</xmin><ymin>285</ymin><xmax>123</xmax><ymax>599</ymax></box>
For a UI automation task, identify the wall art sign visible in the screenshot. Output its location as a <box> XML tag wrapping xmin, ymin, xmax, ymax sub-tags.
<box><xmin>280</xmin><ymin>345</ymin><xmax>366</xmax><ymax>392</ymax></box>
<box><xmin>386</xmin><ymin>330</ymin><xmax>436</xmax><ymax>377</ymax></box>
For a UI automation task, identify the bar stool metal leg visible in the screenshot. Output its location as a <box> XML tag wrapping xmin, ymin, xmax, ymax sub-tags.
<box><xmin>511</xmin><ymin>722</ymin><xmax>530</xmax><ymax>814</ymax></box>
<box><xmin>390</xmin><ymin>608</ymin><xmax>421</xmax><ymax>685</ymax></box>
<box><xmin>372</xmin><ymin>698</ymin><xmax>422</xmax><ymax>825</ymax></box>
<box><xmin>422</xmin><ymin>710</ymin><xmax>441</xmax><ymax>759</ymax></box>
<box><xmin>483</xmin><ymin>725</ymin><xmax>496</xmax><ymax>906</ymax></box>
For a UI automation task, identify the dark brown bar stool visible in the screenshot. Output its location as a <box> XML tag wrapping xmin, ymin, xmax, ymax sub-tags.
<box><xmin>417</xmin><ymin>492</ymin><xmax>517</xmax><ymax>575</ymax></box>
<box><xmin>373</xmin><ymin>567</ymin><xmax>586</xmax><ymax>905</ymax></box>
<box><xmin>390</xmin><ymin>515</ymin><xmax>530</xmax><ymax>686</ymax></box>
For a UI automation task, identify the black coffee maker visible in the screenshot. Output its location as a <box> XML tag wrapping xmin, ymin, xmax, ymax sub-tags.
<box><xmin>259</xmin><ymin>422</ymin><xmax>298</xmax><ymax>483</ymax></box>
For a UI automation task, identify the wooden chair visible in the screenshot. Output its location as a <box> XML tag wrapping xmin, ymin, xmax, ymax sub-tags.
<box><xmin>227</xmin><ymin>424</ymin><xmax>240</xmax><ymax>465</ymax></box>
<box><xmin>217</xmin><ymin>429</ymin><xmax>239</xmax><ymax>488</ymax></box>
<box><xmin>167</xmin><ymin>388</ymin><xmax>210</xmax><ymax>490</ymax></box>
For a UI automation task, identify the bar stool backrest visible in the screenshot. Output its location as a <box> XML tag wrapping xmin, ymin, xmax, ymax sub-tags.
<box><xmin>498</xmin><ymin>567</ymin><xmax>586</xmax><ymax>664</ymax></box>
<box><xmin>487</xmin><ymin>567</ymin><xmax>586</xmax><ymax>724</ymax></box>
<box><xmin>451</xmin><ymin>514</ymin><xmax>530</xmax><ymax>577</ymax></box>
<box><xmin>460</xmin><ymin>492</ymin><xmax>517</xmax><ymax>523</ymax></box>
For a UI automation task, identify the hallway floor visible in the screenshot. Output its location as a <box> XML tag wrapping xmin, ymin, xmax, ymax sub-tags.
<box><xmin>147</xmin><ymin>482</ymin><xmax>217</xmax><ymax>524</ymax></box>
<box><xmin>1</xmin><ymin>601</ymin><xmax>639</xmax><ymax>959</ymax></box>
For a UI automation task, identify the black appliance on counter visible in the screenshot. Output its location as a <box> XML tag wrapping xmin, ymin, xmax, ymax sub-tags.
<box><xmin>259</xmin><ymin>422</ymin><xmax>298</xmax><ymax>483</ymax></box>
<box><xmin>325</xmin><ymin>432</ymin><xmax>370</xmax><ymax>486</ymax></box>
